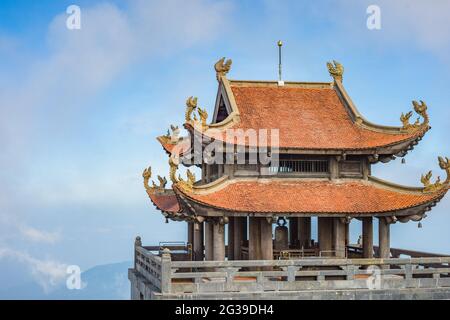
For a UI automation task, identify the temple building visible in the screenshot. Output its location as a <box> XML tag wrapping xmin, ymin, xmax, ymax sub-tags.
<box><xmin>129</xmin><ymin>58</ymin><xmax>450</xmax><ymax>300</ymax></box>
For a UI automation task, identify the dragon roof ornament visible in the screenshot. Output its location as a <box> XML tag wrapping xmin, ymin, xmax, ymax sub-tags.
<box><xmin>159</xmin><ymin>125</ymin><xmax>180</xmax><ymax>145</ymax></box>
<box><xmin>400</xmin><ymin>100</ymin><xmax>430</xmax><ymax>132</ymax></box>
<box><xmin>214</xmin><ymin>57</ymin><xmax>232</xmax><ymax>81</ymax></box>
<box><xmin>142</xmin><ymin>166</ymin><xmax>167</xmax><ymax>194</ymax></box>
<box><xmin>168</xmin><ymin>155</ymin><xmax>195</xmax><ymax>192</ymax></box>
<box><xmin>327</xmin><ymin>60</ymin><xmax>344</xmax><ymax>82</ymax></box>
<box><xmin>421</xmin><ymin>156</ymin><xmax>450</xmax><ymax>193</ymax></box>
<box><xmin>184</xmin><ymin>96</ymin><xmax>208</xmax><ymax>131</ymax></box>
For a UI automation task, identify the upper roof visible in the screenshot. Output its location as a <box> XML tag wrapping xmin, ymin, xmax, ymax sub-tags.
<box><xmin>182</xmin><ymin>59</ymin><xmax>430</xmax><ymax>154</ymax></box>
<box><xmin>174</xmin><ymin>176</ymin><xmax>447</xmax><ymax>216</ymax></box>
<box><xmin>224</xmin><ymin>82</ymin><xmax>426</xmax><ymax>149</ymax></box>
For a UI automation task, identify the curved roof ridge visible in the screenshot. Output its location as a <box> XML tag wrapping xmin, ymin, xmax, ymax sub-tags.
<box><xmin>333</xmin><ymin>81</ymin><xmax>430</xmax><ymax>135</ymax></box>
<box><xmin>368</xmin><ymin>175</ymin><xmax>426</xmax><ymax>194</ymax></box>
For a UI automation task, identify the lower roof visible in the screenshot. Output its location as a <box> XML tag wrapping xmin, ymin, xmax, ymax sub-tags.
<box><xmin>175</xmin><ymin>177</ymin><xmax>446</xmax><ymax>215</ymax></box>
<box><xmin>148</xmin><ymin>192</ymin><xmax>180</xmax><ymax>213</ymax></box>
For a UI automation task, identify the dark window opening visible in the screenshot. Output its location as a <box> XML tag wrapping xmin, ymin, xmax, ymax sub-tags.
<box><xmin>215</xmin><ymin>96</ymin><xmax>229</xmax><ymax>122</ymax></box>
<box><xmin>269</xmin><ymin>155</ymin><xmax>329</xmax><ymax>174</ymax></box>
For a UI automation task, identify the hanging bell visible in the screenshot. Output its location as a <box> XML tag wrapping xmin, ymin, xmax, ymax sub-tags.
<box><xmin>418</xmin><ymin>222</ymin><xmax>422</xmax><ymax>228</ymax></box>
<box><xmin>401</xmin><ymin>158</ymin><xmax>406</xmax><ymax>164</ymax></box>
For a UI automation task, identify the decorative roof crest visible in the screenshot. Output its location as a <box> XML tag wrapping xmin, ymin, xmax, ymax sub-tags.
<box><xmin>214</xmin><ymin>57</ymin><xmax>232</xmax><ymax>81</ymax></box>
<box><xmin>401</xmin><ymin>100</ymin><xmax>430</xmax><ymax>132</ymax></box>
<box><xmin>142</xmin><ymin>166</ymin><xmax>167</xmax><ymax>194</ymax></box>
<box><xmin>168</xmin><ymin>155</ymin><xmax>195</xmax><ymax>192</ymax></box>
<box><xmin>160</xmin><ymin>125</ymin><xmax>180</xmax><ymax>144</ymax></box>
<box><xmin>185</xmin><ymin>96</ymin><xmax>208</xmax><ymax>131</ymax></box>
<box><xmin>327</xmin><ymin>60</ymin><xmax>344</xmax><ymax>82</ymax></box>
<box><xmin>421</xmin><ymin>156</ymin><xmax>450</xmax><ymax>193</ymax></box>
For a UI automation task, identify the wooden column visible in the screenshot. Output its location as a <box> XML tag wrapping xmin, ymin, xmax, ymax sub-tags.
<box><xmin>242</xmin><ymin>217</ymin><xmax>248</xmax><ymax>243</ymax></box>
<box><xmin>204</xmin><ymin>221</ymin><xmax>214</xmax><ymax>260</ymax></box>
<box><xmin>345</xmin><ymin>222</ymin><xmax>350</xmax><ymax>247</ymax></box>
<box><xmin>298</xmin><ymin>217</ymin><xmax>311</xmax><ymax>248</ymax></box>
<box><xmin>378</xmin><ymin>217</ymin><xmax>390</xmax><ymax>259</ymax></box>
<box><xmin>213</xmin><ymin>222</ymin><xmax>225</xmax><ymax>261</ymax></box>
<box><xmin>318</xmin><ymin>217</ymin><xmax>333</xmax><ymax>257</ymax></box>
<box><xmin>260</xmin><ymin>218</ymin><xmax>273</xmax><ymax>260</ymax></box>
<box><xmin>228</xmin><ymin>217</ymin><xmax>235</xmax><ymax>260</ymax></box>
<box><xmin>187</xmin><ymin>222</ymin><xmax>193</xmax><ymax>247</ymax></box>
<box><xmin>233</xmin><ymin>217</ymin><xmax>244</xmax><ymax>260</ymax></box>
<box><xmin>249</xmin><ymin>217</ymin><xmax>261</xmax><ymax>260</ymax></box>
<box><xmin>362</xmin><ymin>217</ymin><xmax>374</xmax><ymax>258</ymax></box>
<box><xmin>289</xmin><ymin>218</ymin><xmax>299</xmax><ymax>248</ymax></box>
<box><xmin>333</xmin><ymin>218</ymin><xmax>346</xmax><ymax>258</ymax></box>
<box><xmin>193</xmin><ymin>222</ymin><xmax>204</xmax><ymax>261</ymax></box>
<box><xmin>206</xmin><ymin>164</ymin><xmax>211</xmax><ymax>183</ymax></box>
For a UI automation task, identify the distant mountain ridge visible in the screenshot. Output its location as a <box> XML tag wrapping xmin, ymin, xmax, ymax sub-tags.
<box><xmin>0</xmin><ymin>261</ymin><xmax>131</xmax><ymax>300</ymax></box>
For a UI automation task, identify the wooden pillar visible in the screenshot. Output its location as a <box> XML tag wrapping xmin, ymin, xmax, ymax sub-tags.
<box><xmin>204</xmin><ymin>221</ymin><xmax>214</xmax><ymax>260</ymax></box>
<box><xmin>213</xmin><ymin>222</ymin><xmax>225</xmax><ymax>261</ymax></box>
<box><xmin>260</xmin><ymin>218</ymin><xmax>273</xmax><ymax>260</ymax></box>
<box><xmin>333</xmin><ymin>218</ymin><xmax>346</xmax><ymax>258</ymax></box>
<box><xmin>193</xmin><ymin>222</ymin><xmax>204</xmax><ymax>261</ymax></box>
<box><xmin>298</xmin><ymin>217</ymin><xmax>311</xmax><ymax>248</ymax></box>
<box><xmin>187</xmin><ymin>222</ymin><xmax>193</xmax><ymax>247</ymax></box>
<box><xmin>345</xmin><ymin>222</ymin><xmax>350</xmax><ymax>247</ymax></box>
<box><xmin>233</xmin><ymin>217</ymin><xmax>244</xmax><ymax>260</ymax></box>
<box><xmin>249</xmin><ymin>217</ymin><xmax>261</xmax><ymax>260</ymax></box>
<box><xmin>378</xmin><ymin>217</ymin><xmax>390</xmax><ymax>259</ymax></box>
<box><xmin>362</xmin><ymin>217</ymin><xmax>374</xmax><ymax>258</ymax></box>
<box><xmin>318</xmin><ymin>217</ymin><xmax>333</xmax><ymax>257</ymax></box>
<box><xmin>242</xmin><ymin>216</ymin><xmax>248</xmax><ymax>242</ymax></box>
<box><xmin>289</xmin><ymin>218</ymin><xmax>299</xmax><ymax>247</ymax></box>
<box><xmin>206</xmin><ymin>164</ymin><xmax>211</xmax><ymax>183</ymax></box>
<box><xmin>228</xmin><ymin>217</ymin><xmax>235</xmax><ymax>260</ymax></box>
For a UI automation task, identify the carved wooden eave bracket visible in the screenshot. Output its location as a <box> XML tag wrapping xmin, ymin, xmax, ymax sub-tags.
<box><xmin>327</xmin><ymin>60</ymin><xmax>344</xmax><ymax>82</ymax></box>
<box><xmin>214</xmin><ymin>57</ymin><xmax>232</xmax><ymax>82</ymax></box>
<box><xmin>421</xmin><ymin>156</ymin><xmax>450</xmax><ymax>193</ymax></box>
<box><xmin>400</xmin><ymin>100</ymin><xmax>431</xmax><ymax>133</ymax></box>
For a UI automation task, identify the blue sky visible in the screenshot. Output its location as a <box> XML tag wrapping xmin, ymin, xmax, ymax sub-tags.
<box><xmin>0</xmin><ymin>0</ymin><xmax>449</xmax><ymax>295</ymax></box>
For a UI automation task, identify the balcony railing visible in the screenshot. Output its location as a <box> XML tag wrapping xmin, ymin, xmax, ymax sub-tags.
<box><xmin>131</xmin><ymin>240</ymin><xmax>450</xmax><ymax>298</ymax></box>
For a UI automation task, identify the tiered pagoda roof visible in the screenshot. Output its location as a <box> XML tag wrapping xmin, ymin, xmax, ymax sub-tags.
<box><xmin>146</xmin><ymin>58</ymin><xmax>448</xmax><ymax>223</ymax></box>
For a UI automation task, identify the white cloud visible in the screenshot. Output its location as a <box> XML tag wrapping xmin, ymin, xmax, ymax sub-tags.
<box><xmin>0</xmin><ymin>247</ymin><xmax>68</xmax><ymax>293</ymax></box>
<box><xmin>19</xmin><ymin>226</ymin><xmax>61</xmax><ymax>244</ymax></box>
<box><xmin>0</xmin><ymin>0</ymin><xmax>232</xmax><ymax>161</ymax></box>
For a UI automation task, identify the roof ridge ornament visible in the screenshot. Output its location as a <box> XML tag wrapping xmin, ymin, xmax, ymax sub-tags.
<box><xmin>159</xmin><ymin>125</ymin><xmax>180</xmax><ymax>145</ymax></box>
<box><xmin>185</xmin><ymin>96</ymin><xmax>209</xmax><ymax>131</ymax></box>
<box><xmin>421</xmin><ymin>156</ymin><xmax>450</xmax><ymax>193</ymax></box>
<box><xmin>327</xmin><ymin>60</ymin><xmax>344</xmax><ymax>82</ymax></box>
<box><xmin>401</xmin><ymin>100</ymin><xmax>430</xmax><ymax>132</ymax></box>
<box><xmin>214</xmin><ymin>57</ymin><xmax>232</xmax><ymax>81</ymax></box>
<box><xmin>185</xmin><ymin>96</ymin><xmax>198</xmax><ymax>123</ymax></box>
<box><xmin>142</xmin><ymin>166</ymin><xmax>167</xmax><ymax>194</ymax></box>
<box><xmin>169</xmin><ymin>155</ymin><xmax>195</xmax><ymax>192</ymax></box>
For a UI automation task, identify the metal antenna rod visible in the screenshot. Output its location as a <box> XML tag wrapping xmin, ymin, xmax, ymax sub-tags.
<box><xmin>278</xmin><ymin>40</ymin><xmax>283</xmax><ymax>81</ymax></box>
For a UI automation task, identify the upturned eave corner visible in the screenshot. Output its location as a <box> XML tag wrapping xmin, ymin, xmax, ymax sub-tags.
<box><xmin>421</xmin><ymin>156</ymin><xmax>450</xmax><ymax>194</ymax></box>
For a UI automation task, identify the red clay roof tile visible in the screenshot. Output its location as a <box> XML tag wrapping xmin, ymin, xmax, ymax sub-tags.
<box><xmin>208</xmin><ymin>85</ymin><xmax>425</xmax><ymax>150</ymax></box>
<box><xmin>177</xmin><ymin>179</ymin><xmax>444</xmax><ymax>214</ymax></box>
